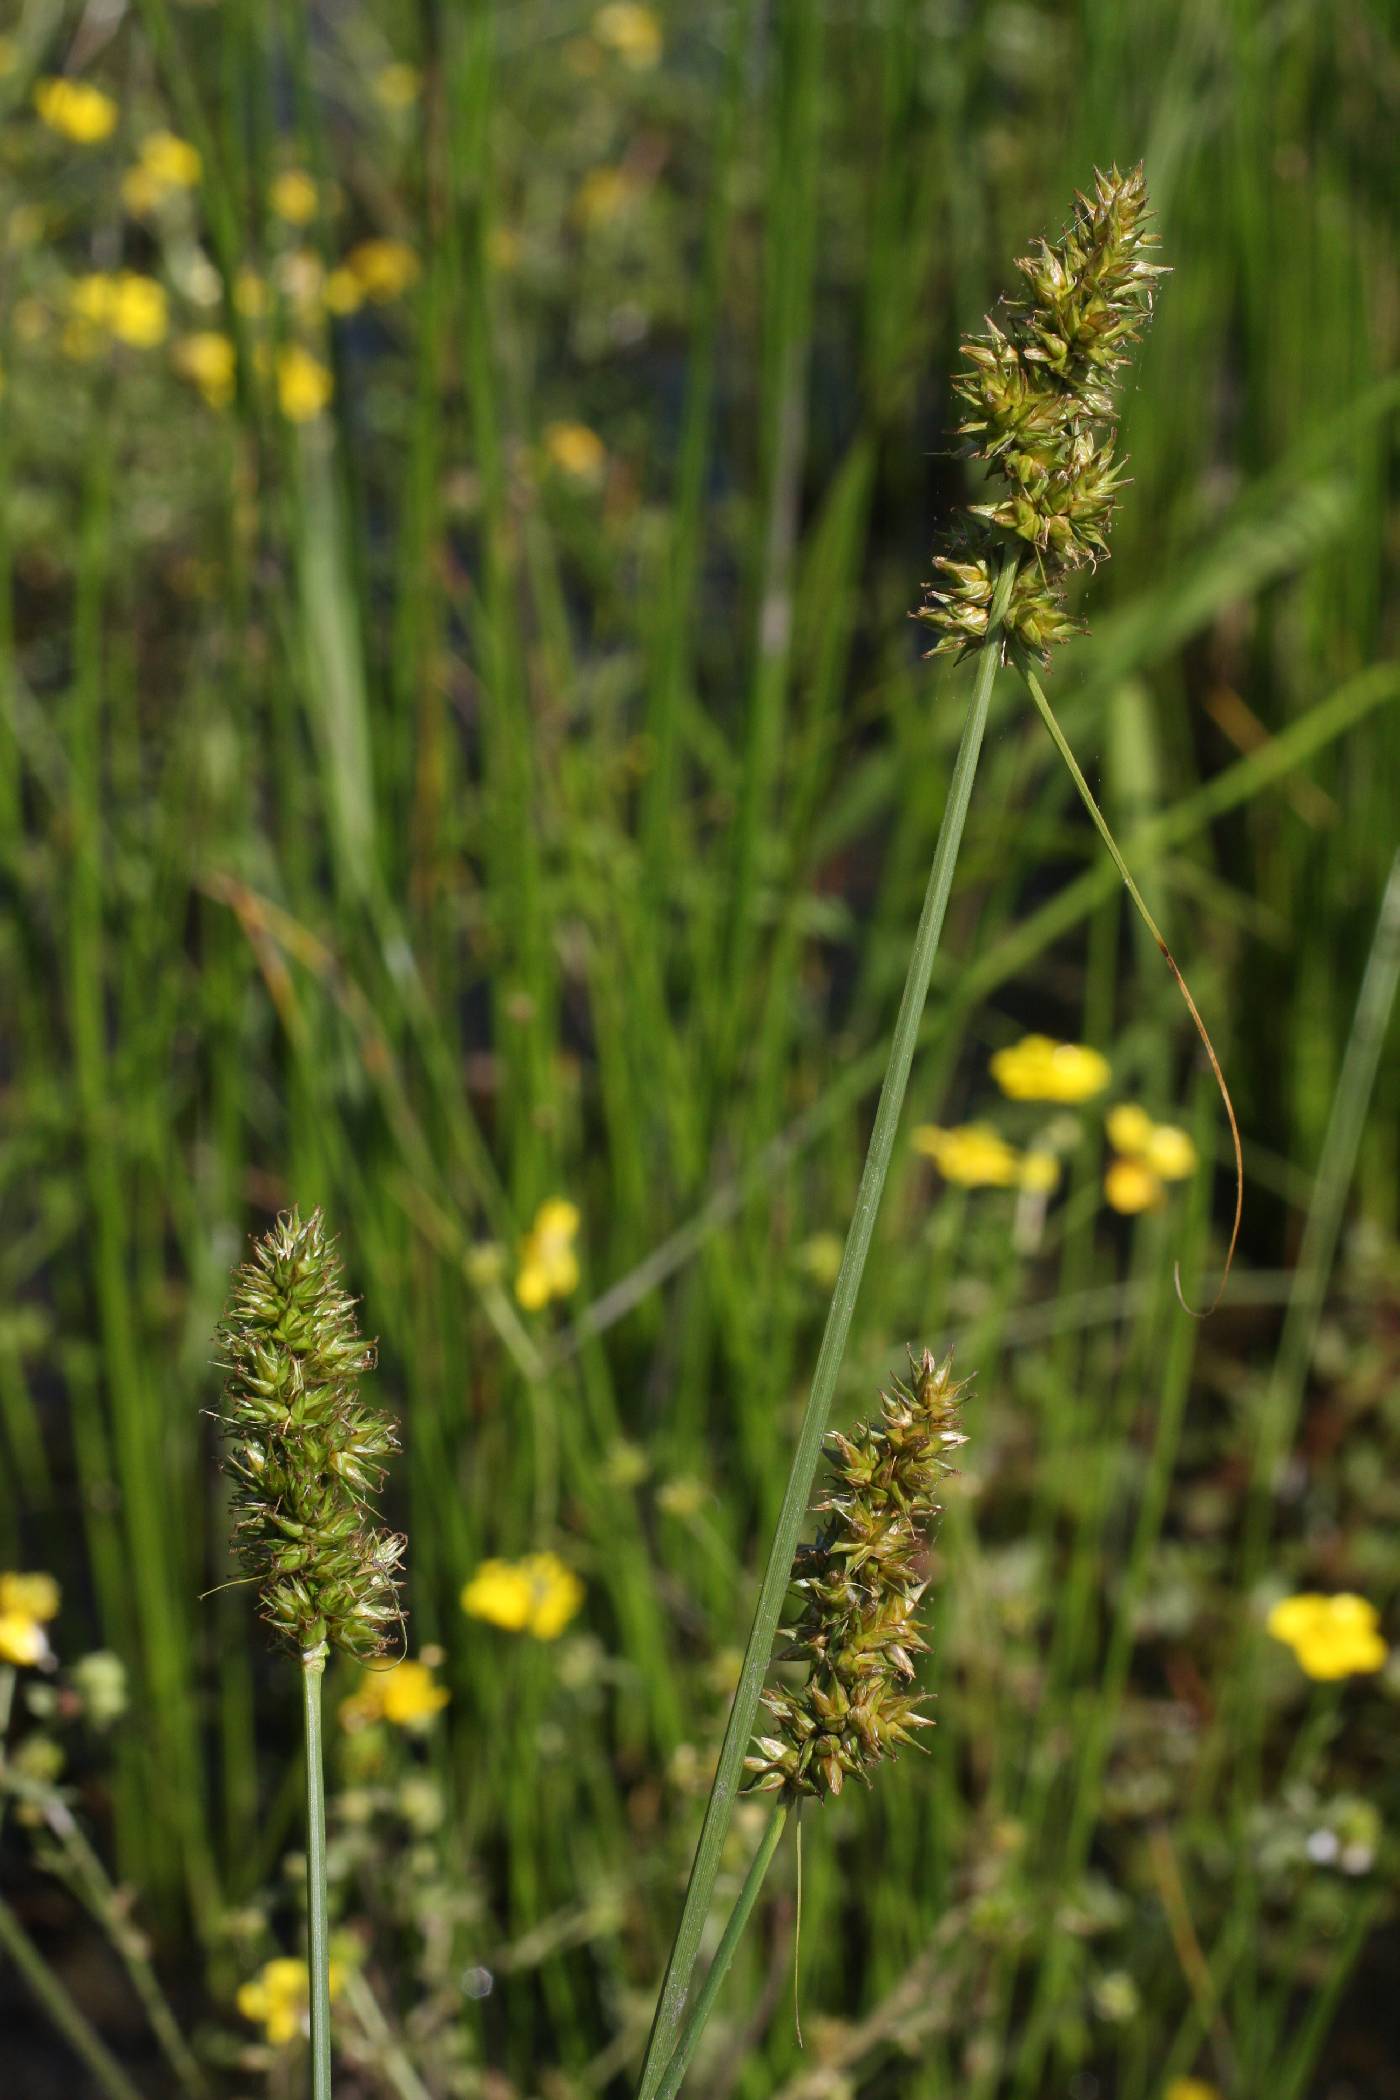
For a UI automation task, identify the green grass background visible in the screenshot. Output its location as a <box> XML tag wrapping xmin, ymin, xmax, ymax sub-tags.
<box><xmin>1</xmin><ymin>1</ymin><xmax>1398</xmax><ymax>2094</ymax></box>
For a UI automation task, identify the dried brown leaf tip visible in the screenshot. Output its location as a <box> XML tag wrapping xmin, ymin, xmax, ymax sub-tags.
<box><xmin>917</xmin><ymin>163</ymin><xmax>1165</xmax><ymax>668</ymax></box>
<box><xmin>215</xmin><ymin>1208</ymin><xmax>403</xmax><ymax>1659</ymax></box>
<box><xmin>745</xmin><ymin>1350</ymin><xmax>968</xmax><ymax>1803</ymax></box>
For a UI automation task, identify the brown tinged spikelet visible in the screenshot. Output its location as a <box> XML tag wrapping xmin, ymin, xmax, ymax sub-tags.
<box><xmin>215</xmin><ymin>1209</ymin><xmax>404</xmax><ymax>1659</ymax></box>
<box><xmin>744</xmin><ymin>1349</ymin><xmax>968</xmax><ymax>1803</ymax></box>
<box><xmin>917</xmin><ymin>164</ymin><xmax>1166</xmax><ymax>669</ymax></box>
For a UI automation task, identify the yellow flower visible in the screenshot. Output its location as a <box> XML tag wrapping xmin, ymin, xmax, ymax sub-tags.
<box><xmin>1107</xmin><ymin>1103</ymin><xmax>1197</xmax><ymax>1182</ymax></box>
<box><xmin>276</xmin><ymin>344</ymin><xmax>334</xmax><ymax>422</ymax></box>
<box><xmin>323</xmin><ymin>267</ymin><xmax>364</xmax><ymax>317</ymax></box>
<box><xmin>1019</xmin><ymin>1148</ymin><xmax>1061</xmax><ymax>1194</ymax></box>
<box><xmin>1106</xmin><ymin>1102</ymin><xmax>1153</xmax><ymax>1155</ymax></box>
<box><xmin>462</xmin><ymin>1553</ymin><xmax>584</xmax><ymax>1640</ymax></box>
<box><xmin>339</xmin><ymin>1657</ymin><xmax>449</xmax><ymax>1733</ymax></box>
<box><xmin>796</xmin><ymin>1232</ymin><xmax>844</xmax><ymax>1288</ymax></box>
<box><xmin>35</xmin><ymin>78</ymin><xmax>119</xmax><ymax>144</ymax></box>
<box><xmin>120</xmin><ymin>167</ymin><xmax>164</xmax><ymax>215</ymax></box>
<box><xmin>374</xmin><ymin>62</ymin><xmax>422</xmax><ymax>109</ymax></box>
<box><xmin>1104</xmin><ymin>1155</ymin><xmax>1162</xmax><ymax>1215</ymax></box>
<box><xmin>70</xmin><ymin>273</ymin><xmax>168</xmax><ymax>348</ymax></box>
<box><xmin>1144</xmin><ymin>1123</ymin><xmax>1196</xmax><ymax>1180</ymax></box>
<box><xmin>912</xmin><ymin>1122</ymin><xmax>1021</xmax><ymax>1188</ymax></box>
<box><xmin>1267</xmin><ymin>1593</ymin><xmax>1388</xmax><ymax>1681</ymax></box>
<box><xmin>990</xmin><ymin>1035</ymin><xmax>1111</xmax><ymax>1104</ymax></box>
<box><xmin>269</xmin><ymin>169</ymin><xmax>319</xmax><ymax>224</ymax></box>
<box><xmin>1103</xmin><ymin>1103</ymin><xmax>1196</xmax><ymax>1214</ymax></box>
<box><xmin>137</xmin><ymin>130</ymin><xmax>201</xmax><ymax>188</ymax></box>
<box><xmin>0</xmin><ymin>1572</ymin><xmax>61</xmax><ymax>1669</ymax></box>
<box><xmin>234</xmin><ymin>268</ymin><xmax>267</xmax><ymax>319</ymax></box>
<box><xmin>341</xmin><ymin>238</ymin><xmax>419</xmax><ymax>303</ymax></box>
<box><xmin>111</xmin><ymin>274</ymin><xmax>168</xmax><ymax>347</ymax></box>
<box><xmin>1165</xmin><ymin>2082</ymin><xmax>1221</xmax><ymax>2100</ymax></box>
<box><xmin>573</xmin><ymin>166</ymin><xmax>633</xmax><ymax>228</ymax></box>
<box><xmin>236</xmin><ymin>1957</ymin><xmax>345</xmax><ymax>2048</ymax></box>
<box><xmin>543</xmin><ymin>421</ymin><xmax>607</xmax><ymax>484</ymax></box>
<box><xmin>592</xmin><ymin>3</ymin><xmax>664</xmax><ymax>68</ymax></box>
<box><xmin>515</xmin><ymin>1197</ymin><xmax>581</xmax><ymax>1309</ymax></box>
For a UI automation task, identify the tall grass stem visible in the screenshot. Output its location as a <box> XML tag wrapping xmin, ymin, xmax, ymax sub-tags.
<box><xmin>654</xmin><ymin>1805</ymin><xmax>790</xmax><ymax>2100</ymax></box>
<box><xmin>302</xmin><ymin>1646</ymin><xmax>332</xmax><ymax>2100</ymax></box>
<box><xmin>636</xmin><ymin>557</ymin><xmax>1016</xmax><ymax>2100</ymax></box>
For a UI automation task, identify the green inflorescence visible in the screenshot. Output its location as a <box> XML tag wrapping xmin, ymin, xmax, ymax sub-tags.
<box><xmin>918</xmin><ymin>163</ymin><xmax>1165</xmax><ymax>668</ymax></box>
<box><xmin>745</xmin><ymin>1349</ymin><xmax>969</xmax><ymax>1803</ymax></box>
<box><xmin>215</xmin><ymin>1209</ymin><xmax>403</xmax><ymax>1659</ymax></box>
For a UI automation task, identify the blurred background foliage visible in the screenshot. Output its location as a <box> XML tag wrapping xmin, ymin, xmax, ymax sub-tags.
<box><xmin>1</xmin><ymin>0</ymin><xmax>1398</xmax><ymax>2096</ymax></box>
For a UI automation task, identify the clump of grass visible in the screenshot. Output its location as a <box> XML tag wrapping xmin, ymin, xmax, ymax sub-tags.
<box><xmin>216</xmin><ymin>1207</ymin><xmax>402</xmax><ymax>2100</ymax></box>
<box><xmin>639</xmin><ymin>165</ymin><xmax>1168</xmax><ymax>2100</ymax></box>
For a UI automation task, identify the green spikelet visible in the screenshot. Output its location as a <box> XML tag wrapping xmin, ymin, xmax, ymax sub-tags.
<box><xmin>744</xmin><ymin>1349</ymin><xmax>969</xmax><ymax>1803</ymax></box>
<box><xmin>215</xmin><ymin>1209</ymin><xmax>403</xmax><ymax>1658</ymax></box>
<box><xmin>917</xmin><ymin>164</ymin><xmax>1165</xmax><ymax>669</ymax></box>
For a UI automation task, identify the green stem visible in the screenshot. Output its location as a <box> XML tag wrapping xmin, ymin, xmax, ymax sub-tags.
<box><xmin>0</xmin><ymin>1894</ymin><xmax>145</xmax><ymax>2100</ymax></box>
<box><xmin>635</xmin><ymin>558</ymin><xmax>1016</xmax><ymax>2100</ymax></box>
<box><xmin>654</xmin><ymin>1805</ymin><xmax>790</xmax><ymax>2100</ymax></box>
<box><xmin>302</xmin><ymin>1646</ymin><xmax>332</xmax><ymax>2100</ymax></box>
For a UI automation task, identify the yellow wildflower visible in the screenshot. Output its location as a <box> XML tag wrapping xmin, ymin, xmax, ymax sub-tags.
<box><xmin>35</xmin><ymin>78</ymin><xmax>119</xmax><ymax>145</ymax></box>
<box><xmin>797</xmin><ymin>1231</ymin><xmax>844</xmax><ymax>1288</ymax></box>
<box><xmin>912</xmin><ymin>1122</ymin><xmax>1020</xmax><ymax>1188</ymax></box>
<box><xmin>1145</xmin><ymin>1122</ymin><xmax>1197</xmax><ymax>1180</ymax></box>
<box><xmin>1103</xmin><ymin>1104</ymin><xmax>1196</xmax><ymax>1215</ymax></box>
<box><xmin>515</xmin><ymin>1197</ymin><xmax>581</xmax><ymax>1309</ymax></box>
<box><xmin>0</xmin><ymin>1572</ymin><xmax>61</xmax><ymax>1668</ymax></box>
<box><xmin>339</xmin><ymin>1656</ymin><xmax>449</xmax><ymax>1733</ymax></box>
<box><xmin>270</xmin><ymin>169</ymin><xmax>319</xmax><ymax>224</ymax></box>
<box><xmin>1019</xmin><ymin>1148</ymin><xmax>1061</xmax><ymax>1194</ymax></box>
<box><xmin>1165</xmin><ymin>2082</ymin><xmax>1221</xmax><ymax>2100</ymax></box>
<box><xmin>276</xmin><ymin>344</ymin><xmax>334</xmax><ymax>422</ymax></box>
<box><xmin>234</xmin><ymin>269</ymin><xmax>267</xmax><ymax>319</ymax></box>
<box><xmin>110</xmin><ymin>274</ymin><xmax>168</xmax><ymax>347</ymax></box>
<box><xmin>172</xmin><ymin>332</ymin><xmax>236</xmax><ymax>410</ymax></box>
<box><xmin>1106</xmin><ymin>1103</ymin><xmax>1154</xmax><ymax>1155</ymax></box>
<box><xmin>990</xmin><ymin>1034</ymin><xmax>1111</xmax><ymax>1104</ymax></box>
<box><xmin>374</xmin><ymin>62</ymin><xmax>422</xmax><ymax>109</ymax></box>
<box><xmin>135</xmin><ymin>130</ymin><xmax>201</xmax><ymax>191</ymax></box>
<box><xmin>120</xmin><ymin>167</ymin><xmax>164</xmax><ymax>215</ymax></box>
<box><xmin>71</xmin><ymin>273</ymin><xmax>169</xmax><ymax>348</ymax></box>
<box><xmin>341</xmin><ymin>238</ymin><xmax>419</xmax><ymax>303</ymax></box>
<box><xmin>462</xmin><ymin>1553</ymin><xmax>584</xmax><ymax>1640</ymax></box>
<box><xmin>592</xmin><ymin>3</ymin><xmax>664</xmax><ymax>68</ymax></box>
<box><xmin>543</xmin><ymin>421</ymin><xmax>607</xmax><ymax>483</ymax></box>
<box><xmin>574</xmin><ymin>165</ymin><xmax>633</xmax><ymax>228</ymax></box>
<box><xmin>1104</xmin><ymin>1155</ymin><xmax>1162</xmax><ymax>1215</ymax></box>
<box><xmin>323</xmin><ymin>267</ymin><xmax>364</xmax><ymax>317</ymax></box>
<box><xmin>236</xmin><ymin>1957</ymin><xmax>345</xmax><ymax>2048</ymax></box>
<box><xmin>1267</xmin><ymin>1594</ymin><xmax>1388</xmax><ymax>1682</ymax></box>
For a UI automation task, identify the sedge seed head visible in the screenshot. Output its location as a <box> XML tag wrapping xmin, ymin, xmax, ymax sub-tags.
<box><xmin>916</xmin><ymin>164</ymin><xmax>1165</xmax><ymax>670</ymax></box>
<box><xmin>744</xmin><ymin>1348</ymin><xmax>968</xmax><ymax>1804</ymax></box>
<box><xmin>215</xmin><ymin>1209</ymin><xmax>403</xmax><ymax>1659</ymax></box>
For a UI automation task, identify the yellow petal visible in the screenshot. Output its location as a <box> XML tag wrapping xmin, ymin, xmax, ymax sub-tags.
<box><xmin>1103</xmin><ymin>1156</ymin><xmax>1162</xmax><ymax>1214</ymax></box>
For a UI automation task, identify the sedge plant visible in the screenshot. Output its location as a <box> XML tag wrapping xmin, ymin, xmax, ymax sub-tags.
<box><xmin>215</xmin><ymin>1209</ymin><xmax>403</xmax><ymax>2100</ymax></box>
<box><xmin>638</xmin><ymin>164</ymin><xmax>1182</xmax><ymax>2100</ymax></box>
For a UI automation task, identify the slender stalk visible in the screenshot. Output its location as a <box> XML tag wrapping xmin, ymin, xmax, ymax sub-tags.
<box><xmin>302</xmin><ymin>1646</ymin><xmax>332</xmax><ymax>2100</ymax></box>
<box><xmin>0</xmin><ymin>1895</ymin><xmax>145</xmax><ymax>2100</ymax></box>
<box><xmin>636</xmin><ymin>558</ymin><xmax>1016</xmax><ymax>2100</ymax></box>
<box><xmin>654</xmin><ymin>1805</ymin><xmax>790</xmax><ymax>2100</ymax></box>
